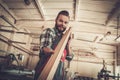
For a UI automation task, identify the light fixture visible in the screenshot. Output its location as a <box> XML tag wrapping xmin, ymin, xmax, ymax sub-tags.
<box><xmin>99</xmin><ymin>31</ymin><xmax>111</xmax><ymax>41</ymax></box>
<box><xmin>24</xmin><ymin>0</ymin><xmax>31</xmax><ymax>5</ymax></box>
<box><xmin>93</xmin><ymin>36</ymin><xmax>99</xmax><ymax>42</ymax></box>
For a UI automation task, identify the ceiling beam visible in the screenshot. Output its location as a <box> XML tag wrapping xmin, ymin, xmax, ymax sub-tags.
<box><xmin>74</xmin><ymin>0</ymin><xmax>79</xmax><ymax>21</ymax></box>
<box><xmin>0</xmin><ymin>34</ymin><xmax>35</xmax><ymax>55</ymax></box>
<box><xmin>0</xmin><ymin>15</ymin><xmax>18</xmax><ymax>30</ymax></box>
<box><xmin>72</xmin><ymin>48</ymin><xmax>115</xmax><ymax>54</ymax></box>
<box><xmin>105</xmin><ymin>1</ymin><xmax>120</xmax><ymax>26</ymax></box>
<box><xmin>0</xmin><ymin>28</ymin><xmax>39</xmax><ymax>35</ymax></box>
<box><xmin>0</xmin><ymin>0</ymin><xmax>17</xmax><ymax>22</ymax></box>
<box><xmin>74</xmin><ymin>39</ymin><xmax>116</xmax><ymax>46</ymax></box>
<box><xmin>115</xmin><ymin>35</ymin><xmax>120</xmax><ymax>40</ymax></box>
<box><xmin>72</xmin><ymin>59</ymin><xmax>113</xmax><ymax>65</ymax></box>
<box><xmin>34</xmin><ymin>0</ymin><xmax>45</xmax><ymax>20</ymax></box>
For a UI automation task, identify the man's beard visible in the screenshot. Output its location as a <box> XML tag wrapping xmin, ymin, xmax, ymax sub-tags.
<box><xmin>55</xmin><ymin>23</ymin><xmax>66</xmax><ymax>33</ymax></box>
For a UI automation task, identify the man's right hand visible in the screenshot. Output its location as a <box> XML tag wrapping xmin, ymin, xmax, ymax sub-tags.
<box><xmin>43</xmin><ymin>47</ymin><xmax>54</xmax><ymax>54</ymax></box>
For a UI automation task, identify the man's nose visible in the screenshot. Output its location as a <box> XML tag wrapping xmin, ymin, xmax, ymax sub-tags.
<box><xmin>62</xmin><ymin>22</ymin><xmax>65</xmax><ymax>26</ymax></box>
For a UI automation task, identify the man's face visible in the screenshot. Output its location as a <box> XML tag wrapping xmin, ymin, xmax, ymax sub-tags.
<box><xmin>55</xmin><ymin>14</ymin><xmax>69</xmax><ymax>33</ymax></box>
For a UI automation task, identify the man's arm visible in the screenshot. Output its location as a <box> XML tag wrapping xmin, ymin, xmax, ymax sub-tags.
<box><xmin>40</xmin><ymin>28</ymin><xmax>54</xmax><ymax>55</ymax></box>
<box><xmin>66</xmin><ymin>34</ymin><xmax>74</xmax><ymax>61</ymax></box>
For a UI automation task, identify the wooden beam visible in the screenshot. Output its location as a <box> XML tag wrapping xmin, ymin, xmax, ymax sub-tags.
<box><xmin>0</xmin><ymin>0</ymin><xmax>17</xmax><ymax>21</ymax></box>
<box><xmin>0</xmin><ymin>34</ymin><xmax>35</xmax><ymax>55</ymax></box>
<box><xmin>0</xmin><ymin>15</ymin><xmax>18</xmax><ymax>30</ymax></box>
<box><xmin>38</xmin><ymin>27</ymin><xmax>71</xmax><ymax>80</ymax></box>
<box><xmin>72</xmin><ymin>59</ymin><xmax>113</xmax><ymax>65</ymax></box>
<box><xmin>76</xmin><ymin>38</ymin><xmax>116</xmax><ymax>46</ymax></box>
<box><xmin>74</xmin><ymin>0</ymin><xmax>79</xmax><ymax>21</ymax></box>
<box><xmin>105</xmin><ymin>1</ymin><xmax>120</xmax><ymax>26</ymax></box>
<box><xmin>34</xmin><ymin>0</ymin><xmax>45</xmax><ymax>20</ymax></box>
<box><xmin>0</xmin><ymin>28</ymin><xmax>39</xmax><ymax>35</ymax></box>
<box><xmin>115</xmin><ymin>15</ymin><xmax>120</xmax><ymax>41</ymax></box>
<box><xmin>115</xmin><ymin>35</ymin><xmax>120</xmax><ymax>40</ymax></box>
<box><xmin>0</xmin><ymin>25</ymin><xmax>12</xmax><ymax>27</ymax></box>
<box><xmin>12</xmin><ymin>43</ymin><xmax>34</xmax><ymax>55</ymax></box>
<box><xmin>9</xmin><ymin>40</ymin><xmax>26</xmax><ymax>44</ymax></box>
<box><xmin>72</xmin><ymin>49</ymin><xmax>114</xmax><ymax>54</ymax></box>
<box><xmin>79</xmin><ymin>20</ymin><xmax>105</xmax><ymax>26</ymax></box>
<box><xmin>17</xmin><ymin>18</ymin><xmax>43</xmax><ymax>21</ymax></box>
<box><xmin>0</xmin><ymin>28</ymin><xmax>15</xmax><ymax>33</ymax></box>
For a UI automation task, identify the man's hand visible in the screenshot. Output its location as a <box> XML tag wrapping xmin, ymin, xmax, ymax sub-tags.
<box><xmin>43</xmin><ymin>47</ymin><xmax>54</xmax><ymax>54</ymax></box>
<box><xmin>66</xmin><ymin>53</ymin><xmax>74</xmax><ymax>61</ymax></box>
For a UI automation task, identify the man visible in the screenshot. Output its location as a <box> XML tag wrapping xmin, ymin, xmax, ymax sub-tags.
<box><xmin>34</xmin><ymin>10</ymin><xmax>73</xmax><ymax>80</ymax></box>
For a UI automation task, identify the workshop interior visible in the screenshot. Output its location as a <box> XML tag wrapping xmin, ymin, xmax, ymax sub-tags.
<box><xmin>0</xmin><ymin>0</ymin><xmax>120</xmax><ymax>80</ymax></box>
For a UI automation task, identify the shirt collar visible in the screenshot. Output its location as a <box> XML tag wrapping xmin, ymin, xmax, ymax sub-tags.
<box><xmin>53</xmin><ymin>27</ymin><xmax>63</xmax><ymax>36</ymax></box>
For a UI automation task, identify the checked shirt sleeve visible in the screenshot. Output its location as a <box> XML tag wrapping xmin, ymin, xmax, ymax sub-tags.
<box><xmin>39</xmin><ymin>28</ymin><xmax>54</xmax><ymax>50</ymax></box>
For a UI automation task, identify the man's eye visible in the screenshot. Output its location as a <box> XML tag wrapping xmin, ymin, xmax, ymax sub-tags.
<box><xmin>59</xmin><ymin>20</ymin><xmax>63</xmax><ymax>22</ymax></box>
<box><xmin>65</xmin><ymin>22</ymin><xmax>68</xmax><ymax>24</ymax></box>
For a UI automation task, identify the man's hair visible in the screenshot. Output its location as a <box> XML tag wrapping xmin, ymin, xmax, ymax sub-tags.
<box><xmin>56</xmin><ymin>10</ymin><xmax>70</xmax><ymax>19</ymax></box>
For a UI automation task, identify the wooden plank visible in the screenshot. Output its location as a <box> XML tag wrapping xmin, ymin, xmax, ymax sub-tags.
<box><xmin>38</xmin><ymin>27</ymin><xmax>71</xmax><ymax>80</ymax></box>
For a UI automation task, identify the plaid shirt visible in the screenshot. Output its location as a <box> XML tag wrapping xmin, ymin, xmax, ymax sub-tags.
<box><xmin>40</xmin><ymin>27</ymin><xmax>63</xmax><ymax>51</ymax></box>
